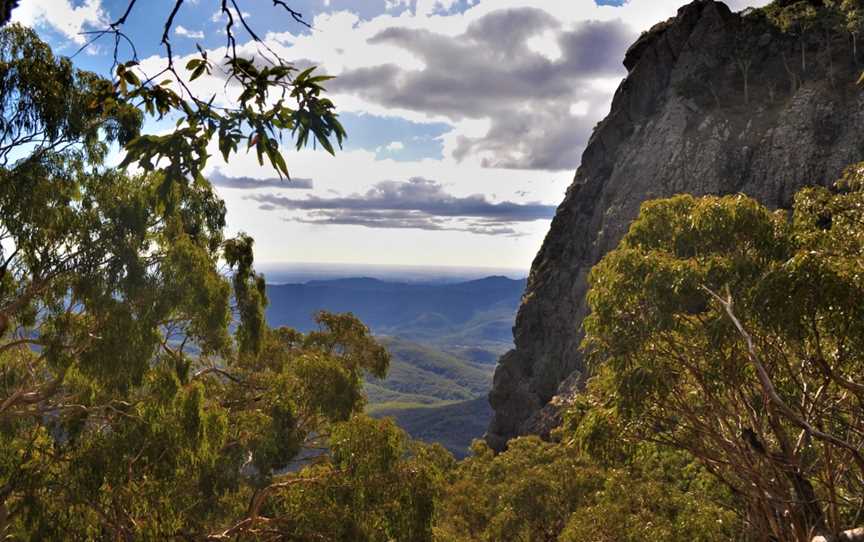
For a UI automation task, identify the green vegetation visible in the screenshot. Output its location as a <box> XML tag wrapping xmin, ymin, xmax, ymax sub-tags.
<box><xmin>761</xmin><ymin>0</ymin><xmax>864</xmax><ymax>84</ymax></box>
<box><xmin>435</xmin><ymin>438</ymin><xmax>738</xmax><ymax>542</ymax></box>
<box><xmin>676</xmin><ymin>0</ymin><xmax>864</xmax><ymax>109</ymax></box>
<box><xmin>363</xmin><ymin>338</ymin><xmax>494</xmax><ymax>457</ymax></box>
<box><xmin>4</xmin><ymin>1</ymin><xmax>864</xmax><ymax>540</ymax></box>
<box><xmin>372</xmin><ymin>398</ymin><xmax>492</xmax><ymax>459</ymax></box>
<box><xmin>576</xmin><ymin>163</ymin><xmax>864</xmax><ymax>540</ymax></box>
<box><xmin>0</xmin><ymin>23</ymin><xmax>444</xmax><ymax>540</ymax></box>
<box><xmin>434</xmin><ymin>163</ymin><xmax>864</xmax><ymax>541</ymax></box>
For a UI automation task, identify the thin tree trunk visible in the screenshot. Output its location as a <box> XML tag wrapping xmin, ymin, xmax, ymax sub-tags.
<box><xmin>782</xmin><ymin>50</ymin><xmax>799</xmax><ymax>94</ymax></box>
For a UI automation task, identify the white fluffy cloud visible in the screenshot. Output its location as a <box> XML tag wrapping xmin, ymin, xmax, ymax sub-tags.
<box><xmin>12</xmin><ymin>0</ymin><xmax>106</xmax><ymax>44</ymax></box>
<box><xmin>174</xmin><ymin>25</ymin><xmax>204</xmax><ymax>39</ymax></box>
<box><xmin>211</xmin><ymin>7</ymin><xmax>250</xmax><ymax>23</ymax></box>
<box><xmin>254</xmin><ymin>0</ymin><xmax>772</xmax><ymax>170</ymax></box>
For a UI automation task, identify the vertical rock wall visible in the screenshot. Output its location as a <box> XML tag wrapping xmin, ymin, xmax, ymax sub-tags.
<box><xmin>487</xmin><ymin>0</ymin><xmax>864</xmax><ymax>451</ymax></box>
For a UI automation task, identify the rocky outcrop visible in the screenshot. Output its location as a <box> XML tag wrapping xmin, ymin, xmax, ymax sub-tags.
<box><xmin>486</xmin><ymin>0</ymin><xmax>864</xmax><ymax>451</ymax></box>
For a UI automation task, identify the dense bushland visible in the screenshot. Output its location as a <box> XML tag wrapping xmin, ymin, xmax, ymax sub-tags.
<box><xmin>436</xmin><ymin>163</ymin><xmax>864</xmax><ymax>542</ymax></box>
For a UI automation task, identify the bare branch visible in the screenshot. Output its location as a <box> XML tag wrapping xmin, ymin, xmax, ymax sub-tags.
<box><xmin>704</xmin><ymin>286</ymin><xmax>864</xmax><ymax>477</ymax></box>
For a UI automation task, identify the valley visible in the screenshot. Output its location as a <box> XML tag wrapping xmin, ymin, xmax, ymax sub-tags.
<box><xmin>263</xmin><ymin>273</ymin><xmax>525</xmax><ymax>457</ymax></box>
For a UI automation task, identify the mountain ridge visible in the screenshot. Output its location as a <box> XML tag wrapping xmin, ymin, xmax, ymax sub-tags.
<box><xmin>265</xmin><ymin>276</ymin><xmax>526</xmax><ymax>341</ymax></box>
<box><xmin>261</xmin><ymin>276</ymin><xmax>521</xmax><ymax>456</ymax></box>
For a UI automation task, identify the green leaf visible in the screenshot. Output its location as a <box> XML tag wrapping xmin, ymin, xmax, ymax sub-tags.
<box><xmin>123</xmin><ymin>70</ymin><xmax>140</xmax><ymax>86</ymax></box>
<box><xmin>190</xmin><ymin>64</ymin><xmax>206</xmax><ymax>81</ymax></box>
<box><xmin>271</xmin><ymin>150</ymin><xmax>289</xmax><ymax>179</ymax></box>
<box><xmin>294</xmin><ymin>66</ymin><xmax>317</xmax><ymax>82</ymax></box>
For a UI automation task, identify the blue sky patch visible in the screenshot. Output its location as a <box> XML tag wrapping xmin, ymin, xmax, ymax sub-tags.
<box><xmin>339</xmin><ymin>113</ymin><xmax>450</xmax><ymax>161</ymax></box>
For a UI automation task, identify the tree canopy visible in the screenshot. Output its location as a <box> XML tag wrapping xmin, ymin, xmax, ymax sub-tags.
<box><xmin>0</xmin><ymin>20</ymin><xmax>447</xmax><ymax>541</ymax></box>
<box><xmin>576</xmin><ymin>163</ymin><xmax>864</xmax><ymax>540</ymax></box>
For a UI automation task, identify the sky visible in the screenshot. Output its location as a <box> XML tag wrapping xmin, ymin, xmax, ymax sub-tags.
<box><xmin>13</xmin><ymin>0</ymin><xmax>770</xmax><ymax>270</ymax></box>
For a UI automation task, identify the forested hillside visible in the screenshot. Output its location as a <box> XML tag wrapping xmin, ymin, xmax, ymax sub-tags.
<box><xmin>365</xmin><ymin>338</ymin><xmax>494</xmax><ymax>457</ymax></box>
<box><xmin>265</xmin><ymin>276</ymin><xmax>524</xmax><ymax>351</ymax></box>
<box><xmin>263</xmin><ymin>278</ymin><xmax>521</xmax><ymax>456</ymax></box>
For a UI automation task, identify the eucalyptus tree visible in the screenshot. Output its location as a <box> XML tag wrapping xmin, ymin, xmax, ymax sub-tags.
<box><xmin>767</xmin><ymin>0</ymin><xmax>820</xmax><ymax>74</ymax></box>
<box><xmin>0</xmin><ymin>16</ymin><xmax>441</xmax><ymax>542</ymax></box>
<box><xmin>577</xmin><ymin>164</ymin><xmax>864</xmax><ymax>541</ymax></box>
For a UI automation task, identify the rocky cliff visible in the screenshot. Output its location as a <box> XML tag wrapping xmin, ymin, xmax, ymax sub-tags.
<box><xmin>486</xmin><ymin>0</ymin><xmax>864</xmax><ymax>451</ymax></box>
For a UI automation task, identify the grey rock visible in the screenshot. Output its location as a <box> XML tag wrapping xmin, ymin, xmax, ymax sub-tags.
<box><xmin>486</xmin><ymin>0</ymin><xmax>864</xmax><ymax>450</ymax></box>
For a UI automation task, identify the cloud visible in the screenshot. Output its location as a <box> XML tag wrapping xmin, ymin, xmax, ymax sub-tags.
<box><xmin>174</xmin><ymin>26</ymin><xmax>204</xmax><ymax>40</ymax></box>
<box><xmin>290</xmin><ymin>210</ymin><xmax>522</xmax><ymax>236</ymax></box>
<box><xmin>11</xmin><ymin>0</ymin><xmax>106</xmax><ymax>44</ymax></box>
<box><xmin>328</xmin><ymin>8</ymin><xmax>632</xmax><ymax>170</ymax></box>
<box><xmin>211</xmin><ymin>7</ymin><xmax>251</xmax><ymax>23</ymax></box>
<box><xmin>209</xmin><ymin>169</ymin><xmax>313</xmax><ymax>190</ymax></box>
<box><xmin>247</xmin><ymin>177</ymin><xmax>555</xmax><ymax>235</ymax></box>
<box><xmin>378</xmin><ymin>141</ymin><xmax>405</xmax><ymax>152</ymax></box>
<box><xmin>257</xmin><ymin>1</ymin><xmax>771</xmax><ymax>171</ymax></box>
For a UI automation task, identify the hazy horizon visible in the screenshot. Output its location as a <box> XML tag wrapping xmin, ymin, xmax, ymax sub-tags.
<box><xmin>257</xmin><ymin>261</ymin><xmax>529</xmax><ymax>285</ymax></box>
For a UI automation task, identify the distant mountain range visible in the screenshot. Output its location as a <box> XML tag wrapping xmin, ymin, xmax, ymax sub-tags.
<box><xmin>263</xmin><ymin>275</ymin><xmax>526</xmax><ymax>456</ymax></box>
<box><xmin>265</xmin><ymin>275</ymin><xmax>526</xmax><ymax>354</ymax></box>
<box><xmin>257</xmin><ymin>262</ymin><xmax>527</xmax><ymax>285</ymax></box>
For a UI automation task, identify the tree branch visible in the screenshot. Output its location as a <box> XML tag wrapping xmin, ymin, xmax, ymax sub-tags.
<box><xmin>704</xmin><ymin>286</ymin><xmax>864</xmax><ymax>478</ymax></box>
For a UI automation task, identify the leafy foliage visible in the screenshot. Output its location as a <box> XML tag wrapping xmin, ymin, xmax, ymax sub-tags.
<box><xmin>763</xmin><ymin>0</ymin><xmax>862</xmax><ymax>80</ymax></box>
<box><xmin>435</xmin><ymin>437</ymin><xmax>737</xmax><ymax>542</ymax></box>
<box><xmin>116</xmin><ymin>52</ymin><xmax>345</xmax><ymax>185</ymax></box>
<box><xmin>0</xmin><ymin>24</ymin><xmax>441</xmax><ymax>540</ymax></box>
<box><xmin>253</xmin><ymin>417</ymin><xmax>453</xmax><ymax>541</ymax></box>
<box><xmin>579</xmin><ymin>163</ymin><xmax>864</xmax><ymax>540</ymax></box>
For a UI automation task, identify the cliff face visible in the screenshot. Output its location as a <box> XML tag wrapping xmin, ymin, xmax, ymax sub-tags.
<box><xmin>486</xmin><ymin>0</ymin><xmax>864</xmax><ymax>451</ymax></box>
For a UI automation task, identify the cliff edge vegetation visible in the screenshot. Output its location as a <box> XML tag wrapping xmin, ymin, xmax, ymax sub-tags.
<box><xmin>488</xmin><ymin>0</ymin><xmax>864</xmax><ymax>451</ymax></box>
